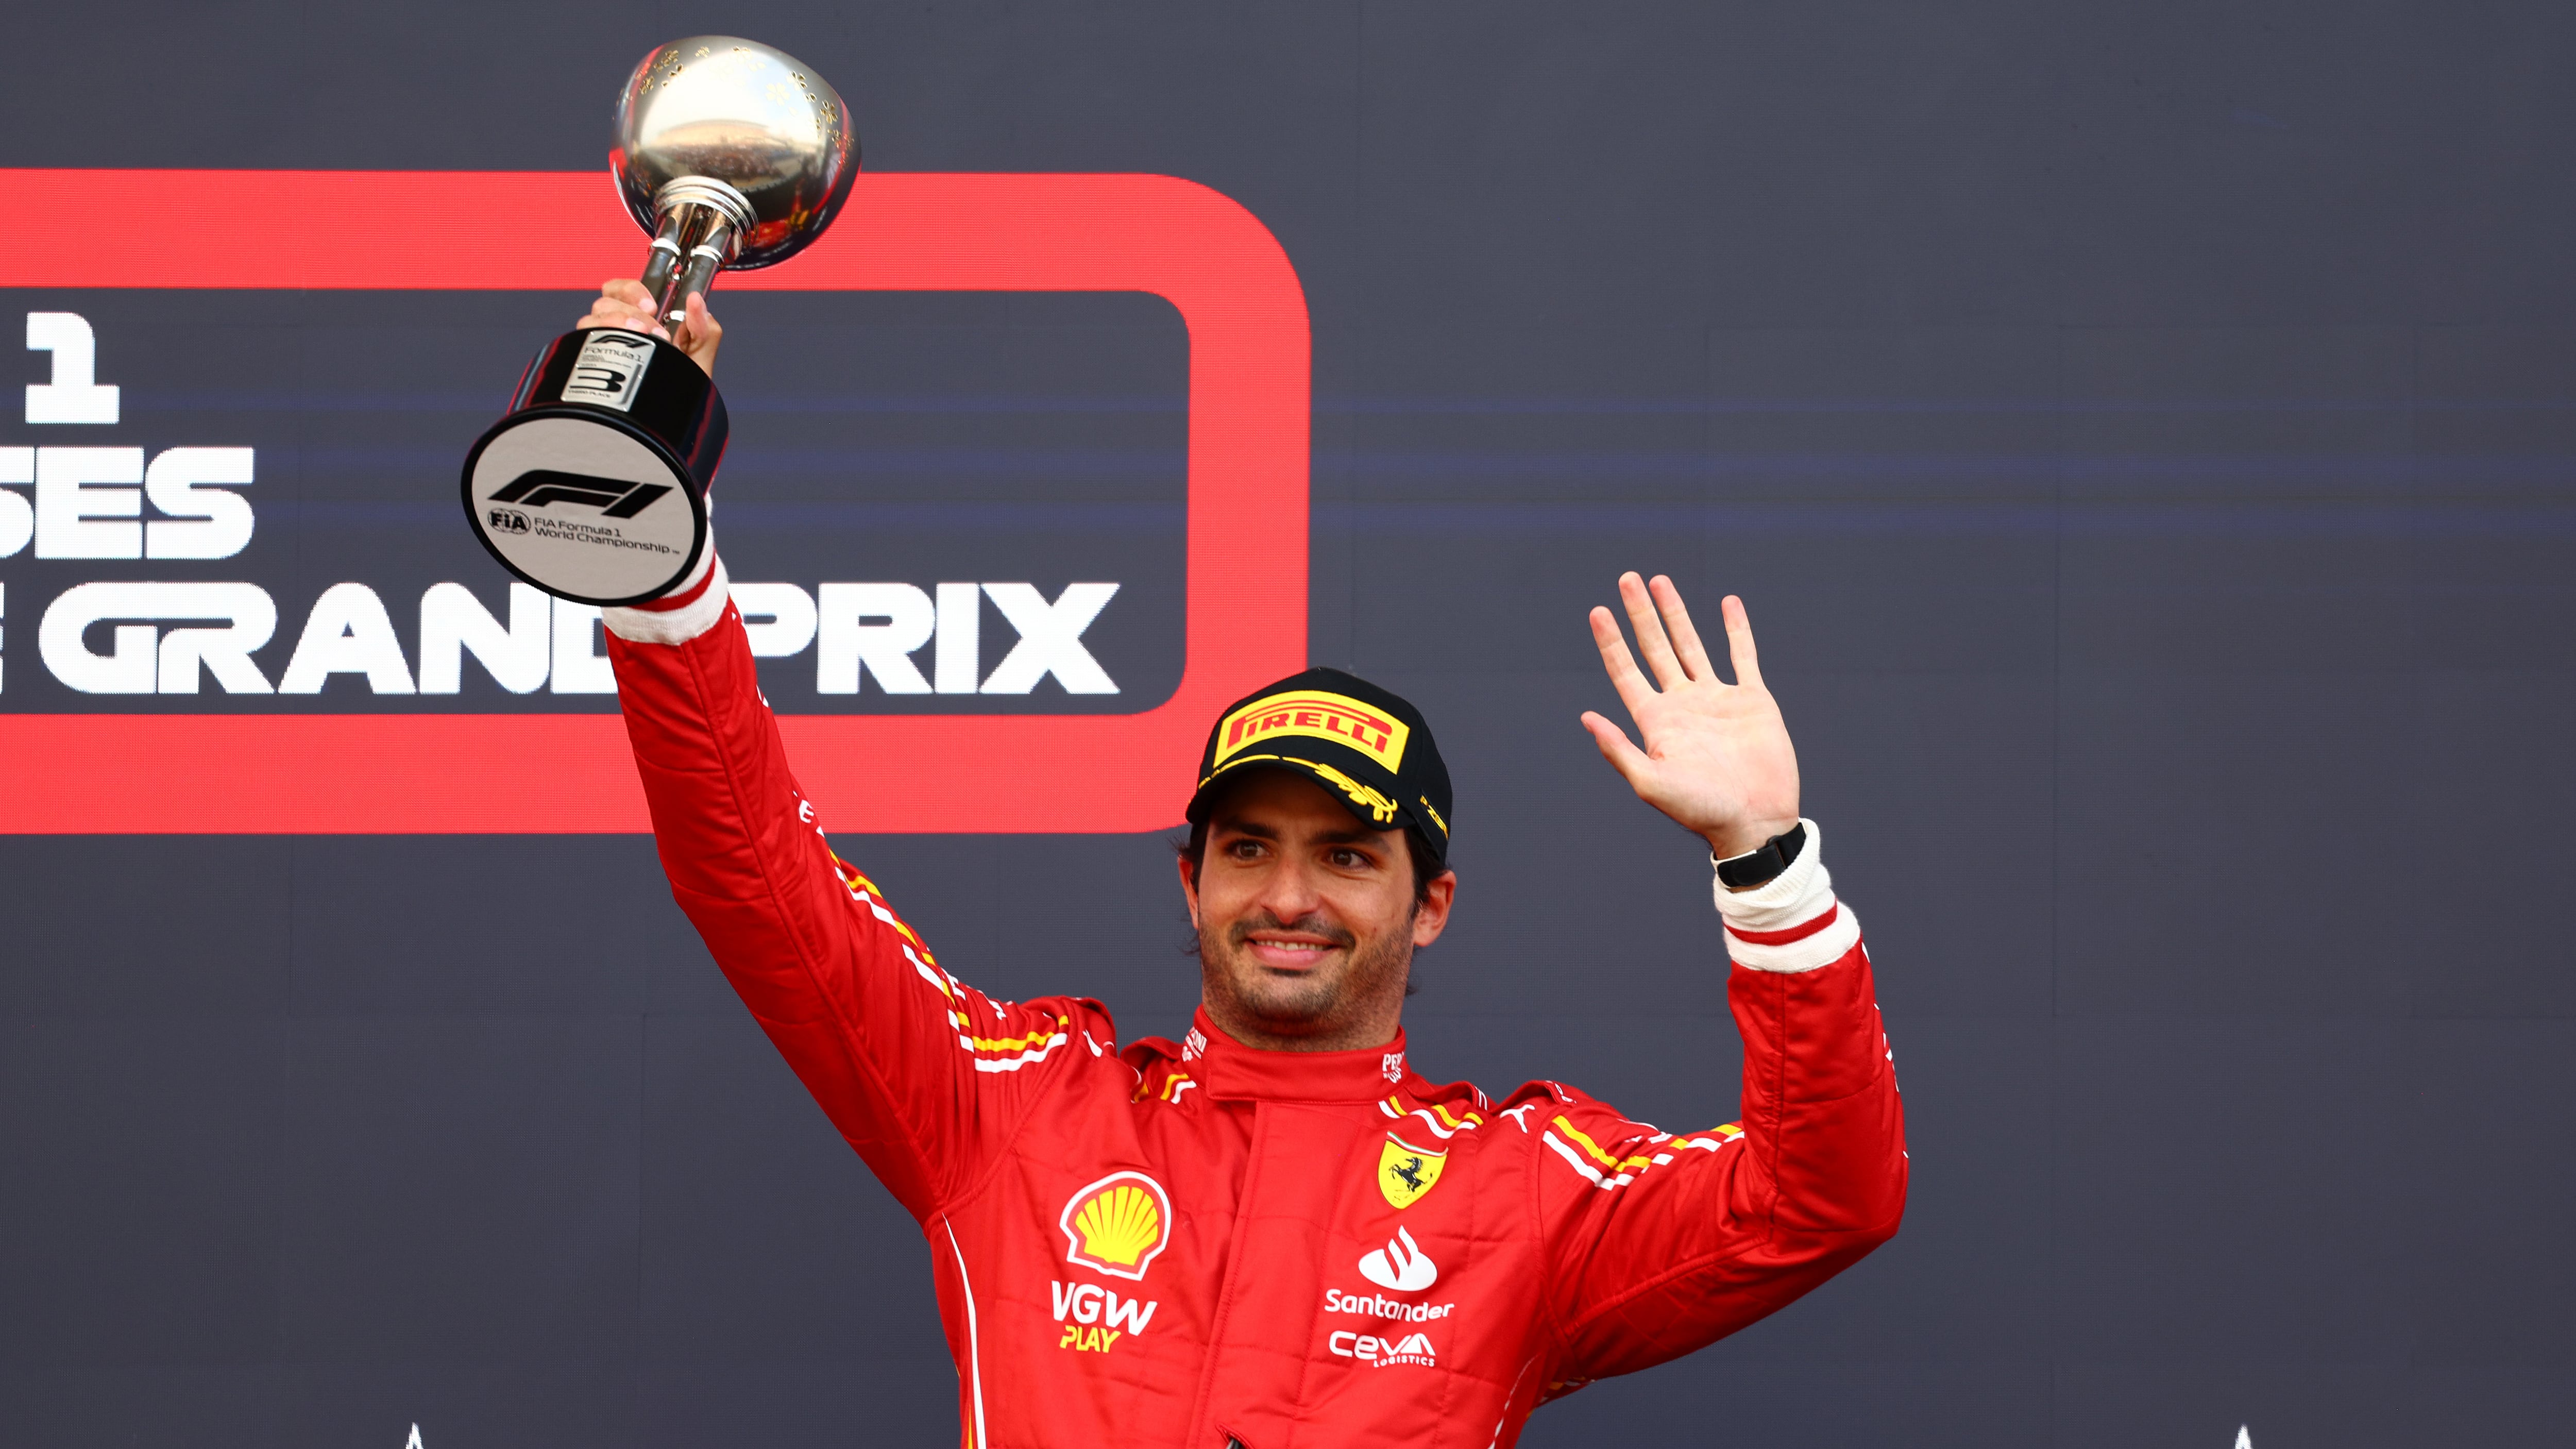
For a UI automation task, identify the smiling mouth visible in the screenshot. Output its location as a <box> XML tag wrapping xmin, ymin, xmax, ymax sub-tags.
<box><xmin>1238</xmin><ymin>931</ymin><xmax>1349</xmax><ymax>970</ymax></box>
<box><xmin>1227</xmin><ymin>909</ymin><xmax>1356</xmax><ymax>971</ymax></box>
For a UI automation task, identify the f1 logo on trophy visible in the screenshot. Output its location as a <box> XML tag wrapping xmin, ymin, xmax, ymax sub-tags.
<box><xmin>461</xmin><ymin>37</ymin><xmax>857</xmax><ymax>605</ymax></box>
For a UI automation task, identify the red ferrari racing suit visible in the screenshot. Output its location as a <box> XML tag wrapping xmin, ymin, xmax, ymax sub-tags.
<box><xmin>604</xmin><ymin>555</ymin><xmax>1907</xmax><ymax>1448</ymax></box>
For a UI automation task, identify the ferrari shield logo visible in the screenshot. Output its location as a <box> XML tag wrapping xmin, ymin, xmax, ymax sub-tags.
<box><xmin>1378</xmin><ymin>1136</ymin><xmax>1447</xmax><ymax>1210</ymax></box>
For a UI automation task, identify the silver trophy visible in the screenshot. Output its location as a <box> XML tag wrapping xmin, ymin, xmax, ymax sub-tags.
<box><xmin>463</xmin><ymin>37</ymin><xmax>859</xmax><ymax>606</ymax></box>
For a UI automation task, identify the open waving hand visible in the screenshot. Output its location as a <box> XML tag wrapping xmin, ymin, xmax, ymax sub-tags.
<box><xmin>1581</xmin><ymin>572</ymin><xmax>1801</xmax><ymax>864</ymax></box>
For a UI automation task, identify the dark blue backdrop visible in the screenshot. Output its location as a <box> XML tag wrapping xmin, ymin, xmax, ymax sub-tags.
<box><xmin>4</xmin><ymin>4</ymin><xmax>2571</xmax><ymax>1445</ymax></box>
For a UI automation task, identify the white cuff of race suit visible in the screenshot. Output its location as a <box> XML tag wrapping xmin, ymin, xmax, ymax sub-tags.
<box><xmin>602</xmin><ymin>536</ymin><xmax>731</xmax><ymax>645</ymax></box>
<box><xmin>1710</xmin><ymin>818</ymin><xmax>1859</xmax><ymax>973</ymax></box>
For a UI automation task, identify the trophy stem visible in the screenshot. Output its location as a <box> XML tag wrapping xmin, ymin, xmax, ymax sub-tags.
<box><xmin>638</xmin><ymin>211</ymin><xmax>689</xmax><ymax>309</ymax></box>
<box><xmin>644</xmin><ymin>203</ymin><xmax>720</xmax><ymax>326</ymax></box>
<box><xmin>641</xmin><ymin>177</ymin><xmax>756</xmax><ymax>330</ymax></box>
<box><xmin>663</xmin><ymin>220</ymin><xmax>737</xmax><ymax>327</ymax></box>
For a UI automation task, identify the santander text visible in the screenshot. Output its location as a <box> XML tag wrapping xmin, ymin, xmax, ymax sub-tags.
<box><xmin>1323</xmin><ymin>1288</ymin><xmax>1454</xmax><ymax>1323</ymax></box>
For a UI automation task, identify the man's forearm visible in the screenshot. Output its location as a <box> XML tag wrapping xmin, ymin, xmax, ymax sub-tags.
<box><xmin>1717</xmin><ymin>820</ymin><xmax>1905</xmax><ymax>1244</ymax></box>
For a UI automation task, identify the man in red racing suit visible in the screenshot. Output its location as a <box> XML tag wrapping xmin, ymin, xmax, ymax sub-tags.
<box><xmin>584</xmin><ymin>289</ymin><xmax>1905</xmax><ymax>1449</ymax></box>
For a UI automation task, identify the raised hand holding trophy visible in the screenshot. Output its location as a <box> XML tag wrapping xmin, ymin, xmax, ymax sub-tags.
<box><xmin>462</xmin><ymin>37</ymin><xmax>857</xmax><ymax>605</ymax></box>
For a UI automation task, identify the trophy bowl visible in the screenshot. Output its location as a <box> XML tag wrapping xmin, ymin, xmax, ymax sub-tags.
<box><xmin>614</xmin><ymin>37</ymin><xmax>859</xmax><ymax>276</ymax></box>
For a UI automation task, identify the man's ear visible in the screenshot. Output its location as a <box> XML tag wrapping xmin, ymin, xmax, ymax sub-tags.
<box><xmin>1176</xmin><ymin>851</ymin><xmax>1201</xmax><ymax>931</ymax></box>
<box><xmin>1411</xmin><ymin>869</ymin><xmax>1458</xmax><ymax>949</ymax></box>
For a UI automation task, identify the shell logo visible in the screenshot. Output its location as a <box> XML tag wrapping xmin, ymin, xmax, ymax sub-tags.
<box><xmin>1059</xmin><ymin>1171</ymin><xmax>1174</xmax><ymax>1281</ymax></box>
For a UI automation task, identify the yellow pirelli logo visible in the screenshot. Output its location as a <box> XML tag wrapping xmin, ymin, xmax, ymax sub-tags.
<box><xmin>1214</xmin><ymin>690</ymin><xmax>1409</xmax><ymax>770</ymax></box>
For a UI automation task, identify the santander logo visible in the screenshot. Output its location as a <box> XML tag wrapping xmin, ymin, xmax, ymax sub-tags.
<box><xmin>1357</xmin><ymin>1226</ymin><xmax>1437</xmax><ymax>1292</ymax></box>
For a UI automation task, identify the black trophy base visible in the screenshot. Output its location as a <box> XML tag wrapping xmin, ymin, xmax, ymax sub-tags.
<box><xmin>462</xmin><ymin>328</ymin><xmax>728</xmax><ymax>606</ymax></box>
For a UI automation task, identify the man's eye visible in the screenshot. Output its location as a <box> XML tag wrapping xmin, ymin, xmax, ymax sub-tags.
<box><xmin>1226</xmin><ymin>840</ymin><xmax>1263</xmax><ymax>860</ymax></box>
<box><xmin>1330</xmin><ymin>849</ymin><xmax>1367</xmax><ymax>869</ymax></box>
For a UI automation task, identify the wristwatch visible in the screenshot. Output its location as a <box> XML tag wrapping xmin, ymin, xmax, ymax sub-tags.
<box><xmin>1714</xmin><ymin>821</ymin><xmax>1807</xmax><ymax>889</ymax></box>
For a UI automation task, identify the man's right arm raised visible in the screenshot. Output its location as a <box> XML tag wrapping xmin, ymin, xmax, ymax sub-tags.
<box><xmin>601</xmin><ymin>547</ymin><xmax>1098</xmax><ymax>1221</ymax></box>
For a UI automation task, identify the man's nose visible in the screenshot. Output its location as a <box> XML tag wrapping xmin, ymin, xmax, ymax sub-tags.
<box><xmin>1255</xmin><ymin>851</ymin><xmax>1328</xmax><ymax>920</ymax></box>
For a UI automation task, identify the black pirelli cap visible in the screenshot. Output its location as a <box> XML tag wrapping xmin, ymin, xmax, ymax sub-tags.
<box><xmin>1184</xmin><ymin>667</ymin><xmax>1453</xmax><ymax>861</ymax></box>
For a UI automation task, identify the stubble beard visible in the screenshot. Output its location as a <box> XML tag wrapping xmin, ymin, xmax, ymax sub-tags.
<box><xmin>1200</xmin><ymin>907</ymin><xmax>1414</xmax><ymax>1039</ymax></box>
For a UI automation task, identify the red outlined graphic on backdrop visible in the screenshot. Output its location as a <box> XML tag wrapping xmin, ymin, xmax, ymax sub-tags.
<box><xmin>0</xmin><ymin>170</ymin><xmax>1308</xmax><ymax>833</ymax></box>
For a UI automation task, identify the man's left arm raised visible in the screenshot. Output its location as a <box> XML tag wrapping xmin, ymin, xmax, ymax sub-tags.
<box><xmin>1523</xmin><ymin>573</ymin><xmax>1907</xmax><ymax>1389</ymax></box>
